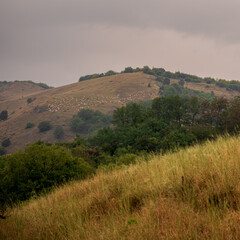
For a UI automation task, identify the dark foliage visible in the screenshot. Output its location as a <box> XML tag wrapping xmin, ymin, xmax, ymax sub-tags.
<box><xmin>54</xmin><ymin>126</ymin><xmax>64</xmax><ymax>139</ymax></box>
<box><xmin>0</xmin><ymin>110</ymin><xmax>8</xmax><ymax>121</ymax></box>
<box><xmin>38</xmin><ymin>121</ymin><xmax>52</xmax><ymax>132</ymax></box>
<box><xmin>1</xmin><ymin>139</ymin><xmax>11</xmax><ymax>148</ymax></box>
<box><xmin>71</xmin><ymin>109</ymin><xmax>111</xmax><ymax>134</ymax></box>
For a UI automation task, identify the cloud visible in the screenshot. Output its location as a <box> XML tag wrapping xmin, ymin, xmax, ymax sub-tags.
<box><xmin>1</xmin><ymin>0</ymin><xmax>240</xmax><ymax>86</ymax></box>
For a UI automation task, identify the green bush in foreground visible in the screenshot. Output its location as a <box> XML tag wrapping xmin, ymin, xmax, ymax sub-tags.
<box><xmin>0</xmin><ymin>142</ymin><xmax>95</xmax><ymax>212</ymax></box>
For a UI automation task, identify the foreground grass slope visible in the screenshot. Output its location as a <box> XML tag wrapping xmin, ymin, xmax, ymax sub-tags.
<box><xmin>1</xmin><ymin>136</ymin><xmax>240</xmax><ymax>239</ymax></box>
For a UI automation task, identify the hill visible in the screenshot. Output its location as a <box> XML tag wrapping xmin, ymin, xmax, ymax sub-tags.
<box><xmin>0</xmin><ymin>70</ymin><xmax>240</xmax><ymax>153</ymax></box>
<box><xmin>1</xmin><ymin>135</ymin><xmax>240</xmax><ymax>239</ymax></box>
<box><xmin>0</xmin><ymin>81</ymin><xmax>50</xmax><ymax>102</ymax></box>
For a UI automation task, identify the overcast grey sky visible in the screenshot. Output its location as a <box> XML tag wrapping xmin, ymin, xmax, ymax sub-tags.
<box><xmin>1</xmin><ymin>0</ymin><xmax>240</xmax><ymax>86</ymax></box>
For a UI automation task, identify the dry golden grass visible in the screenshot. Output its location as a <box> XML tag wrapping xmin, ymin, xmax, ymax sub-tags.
<box><xmin>1</xmin><ymin>135</ymin><xmax>240</xmax><ymax>239</ymax></box>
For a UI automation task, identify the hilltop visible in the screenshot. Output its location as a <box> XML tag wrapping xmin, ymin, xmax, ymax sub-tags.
<box><xmin>1</xmin><ymin>135</ymin><xmax>240</xmax><ymax>239</ymax></box>
<box><xmin>1</xmin><ymin>69</ymin><xmax>240</xmax><ymax>153</ymax></box>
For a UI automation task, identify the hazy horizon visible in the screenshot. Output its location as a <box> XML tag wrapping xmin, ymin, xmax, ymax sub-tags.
<box><xmin>1</xmin><ymin>0</ymin><xmax>240</xmax><ymax>87</ymax></box>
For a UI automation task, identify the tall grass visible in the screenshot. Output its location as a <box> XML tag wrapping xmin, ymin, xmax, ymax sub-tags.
<box><xmin>1</xmin><ymin>135</ymin><xmax>240</xmax><ymax>239</ymax></box>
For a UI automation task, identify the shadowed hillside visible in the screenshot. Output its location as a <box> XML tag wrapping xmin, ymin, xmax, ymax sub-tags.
<box><xmin>1</xmin><ymin>135</ymin><xmax>240</xmax><ymax>239</ymax></box>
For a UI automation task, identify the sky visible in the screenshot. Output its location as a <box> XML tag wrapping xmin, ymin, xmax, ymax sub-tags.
<box><xmin>1</xmin><ymin>0</ymin><xmax>240</xmax><ymax>87</ymax></box>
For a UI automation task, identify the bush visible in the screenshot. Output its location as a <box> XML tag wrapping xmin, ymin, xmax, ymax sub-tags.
<box><xmin>25</xmin><ymin>122</ymin><xmax>35</xmax><ymax>129</ymax></box>
<box><xmin>38</xmin><ymin>121</ymin><xmax>52</xmax><ymax>132</ymax></box>
<box><xmin>54</xmin><ymin>126</ymin><xmax>64</xmax><ymax>139</ymax></box>
<box><xmin>27</xmin><ymin>98</ymin><xmax>33</xmax><ymax>104</ymax></box>
<box><xmin>0</xmin><ymin>142</ymin><xmax>95</xmax><ymax>211</ymax></box>
<box><xmin>0</xmin><ymin>147</ymin><xmax>6</xmax><ymax>156</ymax></box>
<box><xmin>1</xmin><ymin>138</ymin><xmax>11</xmax><ymax>148</ymax></box>
<box><xmin>0</xmin><ymin>110</ymin><xmax>8</xmax><ymax>121</ymax></box>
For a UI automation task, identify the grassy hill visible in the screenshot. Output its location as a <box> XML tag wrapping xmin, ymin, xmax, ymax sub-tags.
<box><xmin>1</xmin><ymin>135</ymin><xmax>240</xmax><ymax>239</ymax></box>
<box><xmin>1</xmin><ymin>71</ymin><xmax>239</xmax><ymax>153</ymax></box>
<box><xmin>0</xmin><ymin>81</ymin><xmax>49</xmax><ymax>102</ymax></box>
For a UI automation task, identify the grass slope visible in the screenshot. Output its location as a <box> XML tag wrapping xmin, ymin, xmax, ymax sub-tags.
<box><xmin>1</xmin><ymin>135</ymin><xmax>240</xmax><ymax>239</ymax></box>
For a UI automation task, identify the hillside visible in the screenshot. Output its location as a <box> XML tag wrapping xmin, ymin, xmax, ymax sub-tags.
<box><xmin>1</xmin><ymin>135</ymin><xmax>240</xmax><ymax>239</ymax></box>
<box><xmin>0</xmin><ymin>81</ymin><xmax>49</xmax><ymax>102</ymax></box>
<box><xmin>0</xmin><ymin>71</ymin><xmax>239</xmax><ymax>153</ymax></box>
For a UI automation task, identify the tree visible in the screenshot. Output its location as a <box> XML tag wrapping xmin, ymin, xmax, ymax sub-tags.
<box><xmin>0</xmin><ymin>110</ymin><xmax>8</xmax><ymax>121</ymax></box>
<box><xmin>123</xmin><ymin>67</ymin><xmax>133</xmax><ymax>73</ymax></box>
<box><xmin>178</xmin><ymin>79</ymin><xmax>185</xmax><ymax>86</ymax></box>
<box><xmin>54</xmin><ymin>126</ymin><xmax>64</xmax><ymax>139</ymax></box>
<box><xmin>38</xmin><ymin>121</ymin><xmax>52</xmax><ymax>132</ymax></box>
<box><xmin>163</xmin><ymin>78</ymin><xmax>170</xmax><ymax>85</ymax></box>
<box><xmin>2</xmin><ymin>138</ymin><xmax>11</xmax><ymax>148</ymax></box>
<box><xmin>25</xmin><ymin>122</ymin><xmax>34</xmax><ymax>129</ymax></box>
<box><xmin>0</xmin><ymin>147</ymin><xmax>6</xmax><ymax>156</ymax></box>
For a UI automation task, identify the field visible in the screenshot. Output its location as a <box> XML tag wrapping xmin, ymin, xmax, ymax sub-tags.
<box><xmin>1</xmin><ymin>135</ymin><xmax>240</xmax><ymax>239</ymax></box>
<box><xmin>1</xmin><ymin>72</ymin><xmax>239</xmax><ymax>154</ymax></box>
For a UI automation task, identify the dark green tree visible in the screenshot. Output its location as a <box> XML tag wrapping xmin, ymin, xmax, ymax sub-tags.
<box><xmin>38</xmin><ymin>121</ymin><xmax>52</xmax><ymax>132</ymax></box>
<box><xmin>0</xmin><ymin>110</ymin><xmax>8</xmax><ymax>121</ymax></box>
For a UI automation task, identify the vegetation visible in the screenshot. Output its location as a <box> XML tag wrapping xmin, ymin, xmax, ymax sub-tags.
<box><xmin>0</xmin><ymin>141</ymin><xmax>94</xmax><ymax>213</ymax></box>
<box><xmin>38</xmin><ymin>121</ymin><xmax>52</xmax><ymax>132</ymax></box>
<box><xmin>78</xmin><ymin>66</ymin><xmax>240</xmax><ymax>93</ymax></box>
<box><xmin>27</xmin><ymin>98</ymin><xmax>34</xmax><ymax>104</ymax></box>
<box><xmin>0</xmin><ymin>147</ymin><xmax>6</xmax><ymax>156</ymax></box>
<box><xmin>25</xmin><ymin>122</ymin><xmax>34</xmax><ymax>129</ymax></box>
<box><xmin>0</xmin><ymin>80</ymin><xmax>52</xmax><ymax>89</ymax></box>
<box><xmin>2</xmin><ymin>136</ymin><xmax>240</xmax><ymax>239</ymax></box>
<box><xmin>0</xmin><ymin>110</ymin><xmax>8</xmax><ymax>121</ymax></box>
<box><xmin>91</xmin><ymin>96</ymin><xmax>240</xmax><ymax>155</ymax></box>
<box><xmin>159</xmin><ymin>83</ymin><xmax>213</xmax><ymax>99</ymax></box>
<box><xmin>70</xmin><ymin>109</ymin><xmax>111</xmax><ymax>135</ymax></box>
<box><xmin>54</xmin><ymin>126</ymin><xmax>64</xmax><ymax>139</ymax></box>
<box><xmin>1</xmin><ymin>138</ymin><xmax>11</xmax><ymax>148</ymax></box>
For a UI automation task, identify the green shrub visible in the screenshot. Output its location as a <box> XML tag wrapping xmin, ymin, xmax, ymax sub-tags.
<box><xmin>27</xmin><ymin>98</ymin><xmax>33</xmax><ymax>104</ymax></box>
<box><xmin>1</xmin><ymin>138</ymin><xmax>11</xmax><ymax>148</ymax></box>
<box><xmin>0</xmin><ymin>142</ymin><xmax>95</xmax><ymax>211</ymax></box>
<box><xmin>38</xmin><ymin>121</ymin><xmax>52</xmax><ymax>132</ymax></box>
<box><xmin>0</xmin><ymin>110</ymin><xmax>8</xmax><ymax>121</ymax></box>
<box><xmin>25</xmin><ymin>122</ymin><xmax>35</xmax><ymax>129</ymax></box>
<box><xmin>54</xmin><ymin>126</ymin><xmax>64</xmax><ymax>139</ymax></box>
<box><xmin>0</xmin><ymin>147</ymin><xmax>6</xmax><ymax>156</ymax></box>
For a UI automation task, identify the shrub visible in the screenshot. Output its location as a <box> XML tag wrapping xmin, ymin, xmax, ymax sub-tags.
<box><xmin>25</xmin><ymin>122</ymin><xmax>34</xmax><ymax>129</ymax></box>
<box><xmin>27</xmin><ymin>98</ymin><xmax>33</xmax><ymax>104</ymax></box>
<box><xmin>0</xmin><ymin>147</ymin><xmax>6</xmax><ymax>156</ymax></box>
<box><xmin>38</xmin><ymin>121</ymin><xmax>52</xmax><ymax>132</ymax></box>
<box><xmin>0</xmin><ymin>142</ymin><xmax>95</xmax><ymax>211</ymax></box>
<box><xmin>163</xmin><ymin>78</ymin><xmax>170</xmax><ymax>85</ymax></box>
<box><xmin>123</xmin><ymin>67</ymin><xmax>134</xmax><ymax>73</ymax></box>
<box><xmin>0</xmin><ymin>110</ymin><xmax>8</xmax><ymax>121</ymax></box>
<box><xmin>54</xmin><ymin>126</ymin><xmax>64</xmax><ymax>139</ymax></box>
<box><xmin>2</xmin><ymin>138</ymin><xmax>11</xmax><ymax>148</ymax></box>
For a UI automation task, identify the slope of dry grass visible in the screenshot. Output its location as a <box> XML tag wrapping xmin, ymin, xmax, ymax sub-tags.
<box><xmin>1</xmin><ymin>135</ymin><xmax>240</xmax><ymax>239</ymax></box>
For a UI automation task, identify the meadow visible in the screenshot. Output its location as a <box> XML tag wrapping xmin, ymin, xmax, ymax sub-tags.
<box><xmin>1</xmin><ymin>135</ymin><xmax>240</xmax><ymax>239</ymax></box>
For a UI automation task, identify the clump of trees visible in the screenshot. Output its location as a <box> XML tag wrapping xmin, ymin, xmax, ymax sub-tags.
<box><xmin>90</xmin><ymin>96</ymin><xmax>240</xmax><ymax>155</ymax></box>
<box><xmin>71</xmin><ymin>109</ymin><xmax>111</xmax><ymax>135</ymax></box>
<box><xmin>78</xmin><ymin>66</ymin><xmax>240</xmax><ymax>93</ymax></box>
